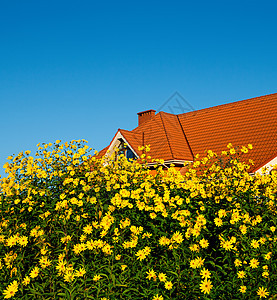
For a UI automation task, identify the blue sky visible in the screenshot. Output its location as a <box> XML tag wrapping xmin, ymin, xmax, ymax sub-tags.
<box><xmin>1</xmin><ymin>0</ymin><xmax>277</xmax><ymax>177</ymax></box>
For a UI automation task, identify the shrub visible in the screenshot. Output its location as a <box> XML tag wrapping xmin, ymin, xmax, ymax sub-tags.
<box><xmin>0</xmin><ymin>140</ymin><xmax>276</xmax><ymax>299</ymax></box>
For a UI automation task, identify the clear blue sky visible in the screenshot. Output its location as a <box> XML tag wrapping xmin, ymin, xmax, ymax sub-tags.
<box><xmin>1</xmin><ymin>0</ymin><xmax>277</xmax><ymax>177</ymax></box>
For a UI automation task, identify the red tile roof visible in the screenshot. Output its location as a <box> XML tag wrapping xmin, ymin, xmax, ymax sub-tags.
<box><xmin>100</xmin><ymin>93</ymin><xmax>277</xmax><ymax>172</ymax></box>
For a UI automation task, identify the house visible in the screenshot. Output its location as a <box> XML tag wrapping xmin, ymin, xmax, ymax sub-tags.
<box><xmin>98</xmin><ymin>93</ymin><xmax>277</xmax><ymax>174</ymax></box>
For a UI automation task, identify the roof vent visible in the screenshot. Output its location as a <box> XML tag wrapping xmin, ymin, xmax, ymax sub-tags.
<box><xmin>137</xmin><ymin>109</ymin><xmax>156</xmax><ymax>126</ymax></box>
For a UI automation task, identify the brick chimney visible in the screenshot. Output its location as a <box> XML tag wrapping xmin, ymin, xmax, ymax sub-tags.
<box><xmin>137</xmin><ymin>109</ymin><xmax>156</xmax><ymax>126</ymax></box>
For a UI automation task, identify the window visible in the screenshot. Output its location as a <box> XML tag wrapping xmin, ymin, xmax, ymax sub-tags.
<box><xmin>117</xmin><ymin>139</ymin><xmax>136</xmax><ymax>161</ymax></box>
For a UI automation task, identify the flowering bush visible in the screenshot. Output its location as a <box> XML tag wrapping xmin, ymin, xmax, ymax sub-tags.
<box><xmin>0</xmin><ymin>140</ymin><xmax>276</xmax><ymax>299</ymax></box>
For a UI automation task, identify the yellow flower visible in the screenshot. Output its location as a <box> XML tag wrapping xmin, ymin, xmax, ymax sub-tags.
<box><xmin>135</xmin><ymin>249</ymin><xmax>146</xmax><ymax>261</ymax></box>
<box><xmin>18</xmin><ymin>236</ymin><xmax>28</xmax><ymax>247</ymax></box>
<box><xmin>83</xmin><ymin>225</ymin><xmax>93</xmax><ymax>234</ymax></box>
<box><xmin>152</xmin><ymin>294</ymin><xmax>164</xmax><ymax>300</ymax></box>
<box><xmin>61</xmin><ymin>235</ymin><xmax>72</xmax><ymax>243</ymax></box>
<box><xmin>115</xmin><ymin>254</ymin><xmax>121</xmax><ymax>260</ymax></box>
<box><xmin>159</xmin><ymin>236</ymin><xmax>170</xmax><ymax>246</ymax></box>
<box><xmin>250</xmin><ymin>258</ymin><xmax>259</xmax><ymax>268</ymax></box>
<box><xmin>6</xmin><ymin>236</ymin><xmax>17</xmax><ymax>247</ymax></box>
<box><xmin>264</xmin><ymin>252</ymin><xmax>272</xmax><ymax>260</ymax></box>
<box><xmin>3</xmin><ymin>280</ymin><xmax>18</xmax><ymax>299</ymax></box>
<box><xmin>257</xmin><ymin>286</ymin><xmax>269</xmax><ymax>298</ymax></box>
<box><xmin>22</xmin><ymin>276</ymin><xmax>30</xmax><ymax>286</ymax></box>
<box><xmin>146</xmin><ymin>269</ymin><xmax>156</xmax><ymax>280</ymax></box>
<box><xmin>199</xmin><ymin>238</ymin><xmax>209</xmax><ymax>248</ymax></box>
<box><xmin>164</xmin><ymin>281</ymin><xmax>173</xmax><ymax>290</ymax></box>
<box><xmin>239</xmin><ymin>286</ymin><xmax>247</xmax><ymax>293</ymax></box>
<box><xmin>80</xmin><ymin>234</ymin><xmax>87</xmax><ymax>242</ymax></box>
<box><xmin>234</xmin><ymin>259</ymin><xmax>242</xmax><ymax>267</ymax></box>
<box><xmin>158</xmin><ymin>273</ymin><xmax>167</xmax><ymax>282</ymax></box>
<box><xmin>237</xmin><ymin>271</ymin><xmax>246</xmax><ymax>278</ymax></box>
<box><xmin>121</xmin><ymin>265</ymin><xmax>127</xmax><ymax>271</ymax></box>
<box><xmin>251</xmin><ymin>239</ymin><xmax>260</xmax><ymax>249</ymax></box>
<box><xmin>30</xmin><ymin>267</ymin><xmax>39</xmax><ymax>278</ymax></box>
<box><xmin>171</xmin><ymin>231</ymin><xmax>184</xmax><ymax>244</ymax></box>
<box><xmin>256</xmin><ymin>215</ymin><xmax>262</xmax><ymax>223</ymax></box>
<box><xmin>214</xmin><ymin>218</ymin><xmax>223</xmax><ymax>226</ymax></box>
<box><xmin>200</xmin><ymin>268</ymin><xmax>211</xmax><ymax>279</ymax></box>
<box><xmin>230</xmin><ymin>148</ymin><xmax>236</xmax><ymax>155</ymax></box>
<box><xmin>221</xmin><ymin>240</ymin><xmax>234</xmax><ymax>251</ymax></box>
<box><xmin>189</xmin><ymin>243</ymin><xmax>200</xmax><ymax>252</ymax></box>
<box><xmin>240</xmin><ymin>146</ymin><xmax>248</xmax><ymax>153</ymax></box>
<box><xmin>75</xmin><ymin>267</ymin><xmax>86</xmax><ymax>277</ymax></box>
<box><xmin>259</xmin><ymin>237</ymin><xmax>266</xmax><ymax>244</ymax></box>
<box><xmin>190</xmin><ymin>257</ymin><xmax>205</xmax><ymax>269</ymax></box>
<box><xmin>199</xmin><ymin>279</ymin><xmax>213</xmax><ymax>294</ymax></box>
<box><xmin>142</xmin><ymin>232</ymin><xmax>152</xmax><ymax>239</ymax></box>
<box><xmin>143</xmin><ymin>246</ymin><xmax>151</xmax><ymax>255</ymax></box>
<box><xmin>262</xmin><ymin>271</ymin><xmax>269</xmax><ymax>278</ymax></box>
<box><xmin>93</xmin><ymin>274</ymin><xmax>102</xmax><ymax>281</ymax></box>
<box><xmin>64</xmin><ymin>270</ymin><xmax>75</xmax><ymax>282</ymax></box>
<box><xmin>58</xmin><ymin>253</ymin><xmax>65</xmax><ymax>261</ymax></box>
<box><xmin>240</xmin><ymin>225</ymin><xmax>247</xmax><ymax>234</ymax></box>
<box><xmin>149</xmin><ymin>212</ymin><xmax>157</xmax><ymax>219</ymax></box>
<box><xmin>39</xmin><ymin>256</ymin><xmax>51</xmax><ymax>269</ymax></box>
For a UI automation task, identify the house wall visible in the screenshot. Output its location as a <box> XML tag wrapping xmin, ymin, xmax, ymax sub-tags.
<box><xmin>255</xmin><ymin>156</ymin><xmax>277</xmax><ymax>174</ymax></box>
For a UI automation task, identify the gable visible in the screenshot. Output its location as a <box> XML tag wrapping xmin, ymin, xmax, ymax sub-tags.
<box><xmin>105</xmin><ymin>130</ymin><xmax>140</xmax><ymax>160</ymax></box>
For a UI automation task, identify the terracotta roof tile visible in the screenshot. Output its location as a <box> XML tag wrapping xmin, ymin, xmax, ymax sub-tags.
<box><xmin>100</xmin><ymin>93</ymin><xmax>277</xmax><ymax>172</ymax></box>
<box><xmin>178</xmin><ymin>93</ymin><xmax>277</xmax><ymax>172</ymax></box>
<box><xmin>133</xmin><ymin>113</ymin><xmax>175</xmax><ymax>160</ymax></box>
<box><xmin>97</xmin><ymin>146</ymin><xmax>109</xmax><ymax>158</ymax></box>
<box><xmin>158</xmin><ymin>112</ymin><xmax>193</xmax><ymax>161</ymax></box>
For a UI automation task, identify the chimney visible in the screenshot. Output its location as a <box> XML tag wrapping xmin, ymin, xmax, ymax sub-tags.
<box><xmin>137</xmin><ymin>109</ymin><xmax>156</xmax><ymax>126</ymax></box>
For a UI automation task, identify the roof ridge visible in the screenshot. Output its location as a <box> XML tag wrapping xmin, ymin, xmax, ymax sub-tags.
<box><xmin>159</xmin><ymin>113</ymin><xmax>174</xmax><ymax>159</ymax></box>
<box><xmin>177</xmin><ymin>92</ymin><xmax>277</xmax><ymax>117</ymax></box>
<box><xmin>157</xmin><ymin>111</ymin><xmax>174</xmax><ymax>116</ymax></box>
<box><xmin>176</xmin><ymin>115</ymin><xmax>194</xmax><ymax>159</ymax></box>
